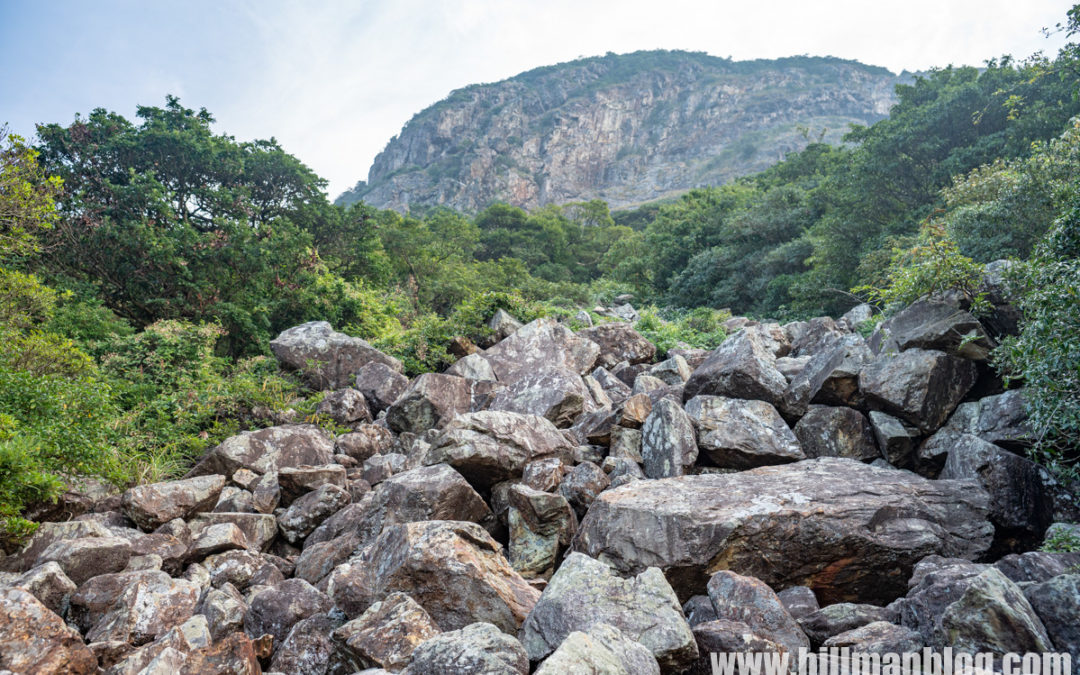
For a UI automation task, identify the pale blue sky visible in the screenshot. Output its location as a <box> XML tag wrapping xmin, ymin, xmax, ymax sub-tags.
<box><xmin>0</xmin><ymin>0</ymin><xmax>1072</xmax><ymax>198</ymax></box>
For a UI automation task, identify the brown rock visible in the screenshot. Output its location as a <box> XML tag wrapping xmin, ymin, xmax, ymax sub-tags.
<box><xmin>333</xmin><ymin>592</ymin><xmax>441</xmax><ymax>671</ymax></box>
<box><xmin>385</xmin><ymin>373</ymin><xmax>471</xmax><ymax>434</ymax></box>
<box><xmin>0</xmin><ymin>586</ymin><xmax>96</xmax><ymax>674</ymax></box>
<box><xmin>270</xmin><ymin>321</ymin><xmax>402</xmax><ymax>390</ymax></box>
<box><xmin>121</xmin><ymin>475</ymin><xmax>225</xmax><ymax>531</ymax></box>
<box><xmin>188</xmin><ymin>424</ymin><xmax>336</xmax><ymax>477</ymax></box>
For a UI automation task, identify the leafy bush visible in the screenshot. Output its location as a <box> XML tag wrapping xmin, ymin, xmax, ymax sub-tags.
<box><xmin>635</xmin><ymin>306</ymin><xmax>729</xmax><ymax>357</ymax></box>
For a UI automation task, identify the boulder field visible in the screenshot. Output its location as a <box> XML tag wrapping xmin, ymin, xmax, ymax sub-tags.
<box><xmin>1</xmin><ymin>289</ymin><xmax>1077</xmax><ymax>674</ymax></box>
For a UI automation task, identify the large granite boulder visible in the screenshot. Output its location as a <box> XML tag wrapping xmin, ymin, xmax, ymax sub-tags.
<box><xmin>244</xmin><ymin>578</ymin><xmax>332</xmax><ymax>645</ymax></box>
<box><xmin>121</xmin><ymin>475</ymin><xmax>225</xmax><ymax>531</ymax></box>
<box><xmin>385</xmin><ymin>373</ymin><xmax>471</xmax><ymax>434</ymax></box>
<box><xmin>326</xmin><ymin>521</ymin><xmax>539</xmax><ymax>633</ymax></box>
<box><xmin>35</xmin><ymin>535</ymin><xmax>132</xmax><ymax>586</ymax></box>
<box><xmin>0</xmin><ymin>586</ymin><xmax>97</xmax><ymax>674</ymax></box>
<box><xmin>939</xmin><ymin>567</ymin><xmax>1053</xmax><ymax>657</ymax></box>
<box><xmin>84</xmin><ymin>571</ymin><xmax>200</xmax><ymax>645</ymax></box>
<box><xmin>481</xmin><ymin>318</ymin><xmax>600</xmax><ymax>383</ymax></box>
<box><xmin>859</xmin><ymin>349</ymin><xmax>977</xmax><ymax>433</ymax></box>
<box><xmin>641</xmin><ymin>397</ymin><xmax>698</xmax><ymax>479</ymax></box>
<box><xmin>941</xmin><ymin>389</ymin><xmax>1031</xmax><ymax>451</ymax></box>
<box><xmin>270</xmin><ymin>321</ymin><xmax>402</xmax><ymax>390</ymax></box>
<box><xmin>187</xmin><ymin>424</ymin><xmax>335</xmax><ymax>477</ymax></box>
<box><xmin>424</xmin><ymin>411</ymin><xmax>573</xmax><ymax>490</ymax></box>
<box><xmin>518</xmin><ymin>552</ymin><xmax>698</xmax><ymax>670</ymax></box>
<box><xmin>578</xmin><ymin>322</ymin><xmax>656</xmax><ymax>368</ymax></box>
<box><xmin>880</xmin><ymin>299</ymin><xmax>994</xmax><ymax>361</ymax></box>
<box><xmin>574</xmin><ymin>458</ymin><xmax>993</xmax><ymax>604</ymax></box>
<box><xmin>507</xmin><ymin>485</ymin><xmax>577</xmax><ymax>579</ymax></box>
<box><xmin>488</xmin><ymin>367</ymin><xmax>597</xmax><ymax>427</ymax></box>
<box><xmin>793</xmin><ymin>406</ymin><xmax>879</xmax><ymax>462</ymax></box>
<box><xmin>685</xmin><ymin>395</ymin><xmax>804</xmax><ymax>469</ymax></box>
<box><xmin>683</xmin><ymin>329</ymin><xmax>788</xmax><ymax>408</ymax></box>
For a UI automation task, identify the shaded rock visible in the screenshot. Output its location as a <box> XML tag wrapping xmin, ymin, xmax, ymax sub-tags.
<box><xmin>424</xmin><ymin>411</ymin><xmax>573</xmax><ymax>490</ymax></box>
<box><xmin>868</xmin><ymin>411</ymin><xmax>919</xmax><ymax>469</ymax></box>
<box><xmin>778</xmin><ymin>334</ymin><xmax>850</xmax><ymax>419</ymax></box>
<box><xmin>894</xmin><ymin>555</ymin><xmax>989</xmax><ymax>647</ymax></box>
<box><xmin>534</xmin><ymin>622</ymin><xmax>660</xmax><ymax>675</ymax></box>
<box><xmin>609</xmin><ymin>426</ymin><xmax>643</xmax><ymax>463</ymax></box>
<box><xmin>996</xmin><ymin>549</ymin><xmax>1080</xmax><ymax>583</ymax></box>
<box><xmin>337</xmin><ymin>425</ymin><xmax>396</xmax><ymax>462</ymax></box>
<box><xmin>683</xmin><ymin>329</ymin><xmax>787</xmax><ymax>408</ymax></box>
<box><xmin>707</xmin><ymin>570</ymin><xmax>809</xmax><ymax>655</ymax></box>
<box><xmin>270</xmin><ymin>613</ymin><xmax>339</xmax><ymax>675</ymax></box>
<box><xmin>794</xmin><ymin>406</ymin><xmax>879</xmax><ymax>462</ymax></box>
<box><xmin>0</xmin><ymin>587</ymin><xmax>96</xmax><ymax>674</ymax></box>
<box><xmin>362</xmin><ymin>452</ymin><xmax>408</xmax><ymax>485</ymax></box>
<box><xmin>579</xmin><ymin>322</ymin><xmax>656</xmax><ymax>369</ymax></box>
<box><xmin>85</xmin><ymin>571</ymin><xmax>200</xmax><ymax>645</ymax></box>
<box><xmin>592</xmin><ymin>366</ymin><xmax>633</xmax><ymax>404</ymax></box>
<box><xmin>939</xmin><ymin>567</ymin><xmax>1052</xmax><ymax>657</ymax></box>
<box><xmin>355</xmin><ymin>361</ymin><xmax>410</xmax><ymax>413</ymax></box>
<box><xmin>776</xmin><ymin>355</ymin><xmax>811</xmax><ymax>382</ymax></box>
<box><xmin>295</xmin><ymin>533</ymin><xmax>361</xmax><ymax>585</ymax></box>
<box><xmin>199</xmin><ymin>582</ymin><xmax>247</xmax><ymax>640</ymax></box>
<box><xmin>5</xmin><ymin>520</ymin><xmax>112</xmax><ymax>573</ymax></box>
<box><xmin>521</xmin><ymin>457</ymin><xmax>567</xmax><ymax>492</ymax></box>
<box><xmin>333</xmin><ymin>592</ymin><xmax>441</xmax><ymax>672</ymax></box>
<box><xmin>386</xmin><ymin>373</ymin><xmax>471</xmax><ymax>434</ymax></box>
<box><xmin>214</xmin><ymin>486</ymin><xmax>254</xmax><ymax>513</ymax></box>
<box><xmin>489</xmin><ymin>367</ymin><xmax>595</xmax><ymax>428</ymax></box>
<box><xmin>69</xmin><ymin>569</ymin><xmax>169</xmax><ymax>633</ymax></box>
<box><xmin>447</xmin><ymin>352</ymin><xmax>498</xmax><ymax>381</ymax></box>
<box><xmin>326</xmin><ymin>521</ymin><xmax>539</xmax><ymax>632</ymax></box>
<box><xmin>403</xmin><ymin>622</ymin><xmax>528</xmax><ymax>675</ymax></box>
<box><xmin>859</xmin><ymin>349</ymin><xmax>977</xmax><ymax>433</ymax></box>
<box><xmin>606</xmin><ymin>457</ymin><xmax>645</xmax><ymax>489</ymax></box>
<box><xmin>508</xmin><ymin>485</ymin><xmax>577</xmax><ymax>578</ymax></box>
<box><xmin>270</xmin><ymin>321</ymin><xmax>402</xmax><ymax>390</ymax></box>
<box><xmin>251</xmin><ymin>470</ymin><xmax>281</xmax><ymax>514</ymax></box>
<box><xmin>189</xmin><ymin>424</ymin><xmax>335</xmax><ymax>477</ymax></box>
<box><xmin>519</xmin><ymin>552</ymin><xmax>698</xmax><ymax>670</ymax></box>
<box><xmin>685</xmin><ymin>395</ymin><xmax>803</xmax><ymax>469</ymax></box>
<box><xmin>670</xmin><ymin>348</ymin><xmax>710</xmax><ymax>370</ymax></box>
<box><xmin>558</xmin><ymin>461</ymin><xmax>610</xmax><ymax>517</ymax></box>
<box><xmin>316</xmin><ymin>388</ymin><xmax>373</xmax><ymax>426</ymax></box>
<box><xmin>777</xmin><ymin>586</ymin><xmax>820</xmax><ymax>621</ymax></box>
<box><xmin>277</xmin><ymin>483</ymin><xmax>351</xmax><ymax>544</ymax></box>
<box><xmin>942</xmin><ymin>389</ymin><xmax>1031</xmax><ymax>451</ymax></box>
<box><xmin>190</xmin><ymin>512</ymin><xmax>278</xmax><ymax>553</ymax></box>
<box><xmin>278</xmin><ymin>464</ymin><xmax>348</xmax><ymax>506</ymax></box>
<box><xmin>244</xmin><ymin>577</ymin><xmax>332</xmax><ymax>644</ymax></box>
<box><xmin>881</xmin><ymin>299</ymin><xmax>994</xmax><ymax>361</ymax></box>
<box><xmin>683</xmin><ymin>595</ymin><xmax>719</xmax><ymax>627</ymax></box>
<box><xmin>798</xmin><ymin>603</ymin><xmax>894</xmax><ymax>647</ymax></box>
<box><xmin>939</xmin><ymin>432</ymin><xmax>1053</xmax><ymax>552</ymax></box>
<box><xmin>641</xmin><ymin>398</ymin><xmax>698</xmax><ymax>478</ymax></box>
<box><xmin>822</xmin><ymin>621</ymin><xmax>923</xmax><ymax>652</ymax></box>
<box><xmin>1023</xmin><ymin>574</ymin><xmax>1080</xmax><ymax>663</ymax></box>
<box><xmin>11</xmin><ymin>560</ymin><xmax>76</xmax><ymax>616</ymax></box>
<box><xmin>121</xmin><ymin>475</ymin><xmax>225</xmax><ymax>531</ymax></box>
<box><xmin>35</xmin><ymin>535</ymin><xmax>132</xmax><ymax>586</ymax></box>
<box><xmin>574</xmin><ymin>458</ymin><xmax>993</xmax><ymax>605</ymax></box>
<box><xmin>481</xmin><ymin>318</ymin><xmax>600</xmax><ymax>383</ymax></box>
<box><xmin>688</xmin><ymin>620</ymin><xmax>786</xmax><ymax>673</ymax></box>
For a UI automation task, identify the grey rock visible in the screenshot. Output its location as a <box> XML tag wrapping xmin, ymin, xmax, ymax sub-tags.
<box><xmin>121</xmin><ymin>475</ymin><xmax>225</xmax><ymax>531</ymax></box>
<box><xmin>0</xmin><ymin>587</ymin><xmax>96</xmax><ymax>674</ymax></box>
<box><xmin>574</xmin><ymin>458</ymin><xmax>993</xmax><ymax>605</ymax></box>
<box><xmin>489</xmin><ymin>366</ymin><xmax>596</xmax><ymax>428</ymax></box>
<box><xmin>386</xmin><ymin>373</ymin><xmax>471</xmax><ymax>434</ymax></box>
<box><xmin>481</xmin><ymin>318</ymin><xmax>600</xmax><ymax>384</ymax></box>
<box><xmin>793</xmin><ymin>405</ymin><xmax>879</xmax><ymax>462</ymax></box>
<box><xmin>822</xmin><ymin>621</ymin><xmax>923</xmax><ymax>652</ymax></box>
<box><xmin>337</xmin><ymin>425</ymin><xmax>396</xmax><ymax>462</ymax></box>
<box><xmin>333</xmin><ymin>592</ymin><xmax>441</xmax><ymax>672</ymax></box>
<box><xmin>270</xmin><ymin>613</ymin><xmax>339</xmax><ymax>675</ymax></box>
<box><xmin>35</xmin><ymin>536</ymin><xmax>132</xmax><ymax>586</ymax></box>
<box><xmin>881</xmin><ymin>299</ymin><xmax>994</xmax><ymax>361</ymax></box>
<box><xmin>188</xmin><ymin>424</ymin><xmax>335</xmax><ymax>477</ymax></box>
<box><xmin>403</xmin><ymin>622</ymin><xmax>528</xmax><ymax>675</ymax></box>
<box><xmin>777</xmin><ymin>586</ymin><xmax>820</xmax><ymax>621</ymax></box>
<box><xmin>798</xmin><ymin>603</ymin><xmax>894</xmax><ymax>647</ymax></box>
<box><xmin>447</xmin><ymin>352</ymin><xmax>498</xmax><ymax>381</ymax></box>
<box><xmin>534</xmin><ymin>622</ymin><xmax>660</xmax><ymax>675</ymax></box>
<box><xmin>277</xmin><ymin>483</ymin><xmax>351</xmax><ymax>544</ymax></box>
<box><xmin>683</xmin><ymin>329</ymin><xmax>788</xmax><ymax>408</ymax></box>
<box><xmin>508</xmin><ymin>485</ymin><xmax>577</xmax><ymax>578</ymax></box>
<box><xmin>558</xmin><ymin>461</ymin><xmax>610</xmax><ymax>517</ymax></box>
<box><xmin>243</xmin><ymin>578</ymin><xmax>332</xmax><ymax>644</ymax></box>
<box><xmin>685</xmin><ymin>395</ymin><xmax>803</xmax><ymax>469</ymax></box>
<box><xmin>939</xmin><ymin>567</ymin><xmax>1053</xmax><ymax>657</ymax></box>
<box><xmin>859</xmin><ymin>349</ymin><xmax>977</xmax><ymax>433</ymax></box>
<box><xmin>868</xmin><ymin>411</ymin><xmax>919</xmax><ymax>469</ymax></box>
<box><xmin>10</xmin><ymin>561</ymin><xmax>76</xmax><ymax>616</ymax></box>
<box><xmin>1023</xmin><ymin>574</ymin><xmax>1080</xmax><ymax>664</ymax></box>
<box><xmin>85</xmin><ymin>571</ymin><xmax>200</xmax><ymax>645</ymax></box>
<box><xmin>519</xmin><ymin>552</ymin><xmax>698</xmax><ymax>670</ymax></box>
<box><xmin>278</xmin><ymin>464</ymin><xmax>348</xmax><ymax>506</ymax></box>
<box><xmin>707</xmin><ymin>570</ymin><xmax>809</xmax><ymax>655</ymax></box>
<box><xmin>270</xmin><ymin>321</ymin><xmax>402</xmax><ymax>390</ymax></box>
<box><xmin>579</xmin><ymin>322</ymin><xmax>656</xmax><ymax>369</ymax></box>
<box><xmin>355</xmin><ymin>361</ymin><xmax>410</xmax><ymax>413</ymax></box>
<box><xmin>641</xmin><ymin>398</ymin><xmax>698</xmax><ymax>478</ymax></box>
<box><xmin>316</xmin><ymin>388</ymin><xmax>372</xmax><ymax>426</ymax></box>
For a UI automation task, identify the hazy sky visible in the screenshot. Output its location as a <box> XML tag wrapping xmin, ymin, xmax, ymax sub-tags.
<box><xmin>0</xmin><ymin>1</ymin><xmax>1073</xmax><ymax>198</ymax></box>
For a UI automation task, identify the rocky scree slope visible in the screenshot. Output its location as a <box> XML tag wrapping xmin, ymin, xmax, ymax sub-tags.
<box><xmin>1</xmin><ymin>263</ymin><xmax>1078</xmax><ymax>674</ymax></box>
<box><xmin>340</xmin><ymin>51</ymin><xmax>905</xmax><ymax>212</ymax></box>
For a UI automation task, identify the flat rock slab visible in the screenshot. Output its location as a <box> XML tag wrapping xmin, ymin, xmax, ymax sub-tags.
<box><xmin>574</xmin><ymin>458</ymin><xmax>994</xmax><ymax>604</ymax></box>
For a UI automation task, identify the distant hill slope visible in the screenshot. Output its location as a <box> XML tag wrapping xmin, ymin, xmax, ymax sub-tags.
<box><xmin>338</xmin><ymin>50</ymin><xmax>909</xmax><ymax>212</ymax></box>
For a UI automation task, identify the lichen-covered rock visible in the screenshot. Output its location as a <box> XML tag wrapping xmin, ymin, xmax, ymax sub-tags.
<box><xmin>641</xmin><ymin>398</ymin><xmax>698</xmax><ymax>478</ymax></box>
<box><xmin>507</xmin><ymin>485</ymin><xmax>577</xmax><ymax>578</ymax></box>
<box><xmin>244</xmin><ymin>578</ymin><xmax>332</xmax><ymax>644</ymax></box>
<box><xmin>880</xmin><ymin>299</ymin><xmax>994</xmax><ymax>361</ymax></box>
<box><xmin>121</xmin><ymin>474</ymin><xmax>225</xmax><ymax>531</ymax></box>
<box><xmin>424</xmin><ymin>411</ymin><xmax>573</xmax><ymax>490</ymax></box>
<box><xmin>793</xmin><ymin>405</ymin><xmax>879</xmax><ymax>462</ymax></box>
<box><xmin>403</xmin><ymin>622</ymin><xmax>529</xmax><ymax>675</ymax></box>
<box><xmin>534</xmin><ymin>622</ymin><xmax>660</xmax><ymax>675</ymax></box>
<box><xmin>683</xmin><ymin>329</ymin><xmax>788</xmax><ymax>408</ymax></box>
<box><xmin>519</xmin><ymin>552</ymin><xmax>698</xmax><ymax>670</ymax></box>
<box><xmin>85</xmin><ymin>571</ymin><xmax>200</xmax><ymax>645</ymax></box>
<box><xmin>188</xmin><ymin>522</ymin><xmax>249</xmax><ymax>560</ymax></box>
<box><xmin>942</xmin><ymin>389</ymin><xmax>1031</xmax><ymax>451</ymax></box>
<box><xmin>189</xmin><ymin>512</ymin><xmax>277</xmax><ymax>552</ymax></box>
<box><xmin>481</xmin><ymin>318</ymin><xmax>600</xmax><ymax>383</ymax></box>
<box><xmin>859</xmin><ymin>349</ymin><xmax>977</xmax><ymax>433</ymax></box>
<box><xmin>447</xmin><ymin>352</ymin><xmax>498</xmax><ymax>381</ymax></box>
<box><xmin>939</xmin><ymin>567</ymin><xmax>1053</xmax><ymax>657</ymax></box>
<box><xmin>270</xmin><ymin>321</ymin><xmax>402</xmax><ymax>390</ymax></box>
<box><xmin>558</xmin><ymin>461</ymin><xmax>609</xmax><ymax>517</ymax></box>
<box><xmin>337</xmin><ymin>424</ymin><xmax>396</xmax><ymax>462</ymax></box>
<box><xmin>199</xmin><ymin>582</ymin><xmax>247</xmax><ymax>640</ymax></box>
<box><xmin>333</xmin><ymin>592</ymin><xmax>441</xmax><ymax>672</ymax></box>
<box><xmin>35</xmin><ymin>535</ymin><xmax>132</xmax><ymax>585</ymax></box>
<box><xmin>10</xmin><ymin>560</ymin><xmax>76</xmax><ymax>616</ymax></box>
<box><xmin>327</xmin><ymin>521</ymin><xmax>539</xmax><ymax>633</ymax></box>
<box><xmin>277</xmin><ymin>483</ymin><xmax>351</xmax><ymax>544</ymax></box>
<box><xmin>777</xmin><ymin>586</ymin><xmax>820</xmax><ymax>621</ymax></box>
<box><xmin>707</xmin><ymin>571</ymin><xmax>809</xmax><ymax>655</ymax></box>
<box><xmin>278</xmin><ymin>464</ymin><xmax>348</xmax><ymax>506</ymax></box>
<box><xmin>355</xmin><ymin>361</ymin><xmax>410</xmax><ymax>413</ymax></box>
<box><xmin>1023</xmin><ymin>574</ymin><xmax>1080</xmax><ymax>663</ymax></box>
<box><xmin>685</xmin><ymin>395</ymin><xmax>803</xmax><ymax>469</ymax></box>
<box><xmin>578</xmin><ymin>322</ymin><xmax>656</xmax><ymax>369</ymax></box>
<box><xmin>797</xmin><ymin>603</ymin><xmax>895</xmax><ymax>647</ymax></box>
<box><xmin>822</xmin><ymin>621</ymin><xmax>923</xmax><ymax>652</ymax></box>
<box><xmin>188</xmin><ymin>424</ymin><xmax>336</xmax><ymax>477</ymax></box>
<box><xmin>488</xmin><ymin>367</ymin><xmax>596</xmax><ymax>427</ymax></box>
<box><xmin>386</xmin><ymin>373</ymin><xmax>472</xmax><ymax>434</ymax></box>
<box><xmin>0</xmin><ymin>586</ymin><xmax>96</xmax><ymax>674</ymax></box>
<box><xmin>316</xmin><ymin>387</ymin><xmax>373</xmax><ymax>426</ymax></box>
<box><xmin>893</xmin><ymin>555</ymin><xmax>989</xmax><ymax>648</ymax></box>
<box><xmin>270</xmin><ymin>613</ymin><xmax>340</xmax><ymax>675</ymax></box>
<box><xmin>650</xmin><ymin>354</ymin><xmax>692</xmax><ymax>385</ymax></box>
<box><xmin>575</xmin><ymin>458</ymin><xmax>993</xmax><ymax>604</ymax></box>
<box><xmin>202</xmin><ymin>549</ymin><xmax>284</xmax><ymax>591</ymax></box>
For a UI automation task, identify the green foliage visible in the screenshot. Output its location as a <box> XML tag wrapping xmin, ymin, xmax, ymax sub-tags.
<box><xmin>1040</xmin><ymin>526</ymin><xmax>1080</xmax><ymax>554</ymax></box>
<box><xmin>994</xmin><ymin>182</ymin><xmax>1080</xmax><ymax>481</ymax></box>
<box><xmin>634</xmin><ymin>306</ymin><xmax>729</xmax><ymax>358</ymax></box>
<box><xmin>853</xmin><ymin>221</ymin><xmax>989</xmax><ymax>314</ymax></box>
<box><xmin>0</xmin><ymin>127</ymin><xmax>63</xmax><ymax>262</ymax></box>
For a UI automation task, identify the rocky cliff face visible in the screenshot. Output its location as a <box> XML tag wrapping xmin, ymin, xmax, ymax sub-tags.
<box><xmin>340</xmin><ymin>51</ymin><xmax>907</xmax><ymax>212</ymax></box>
